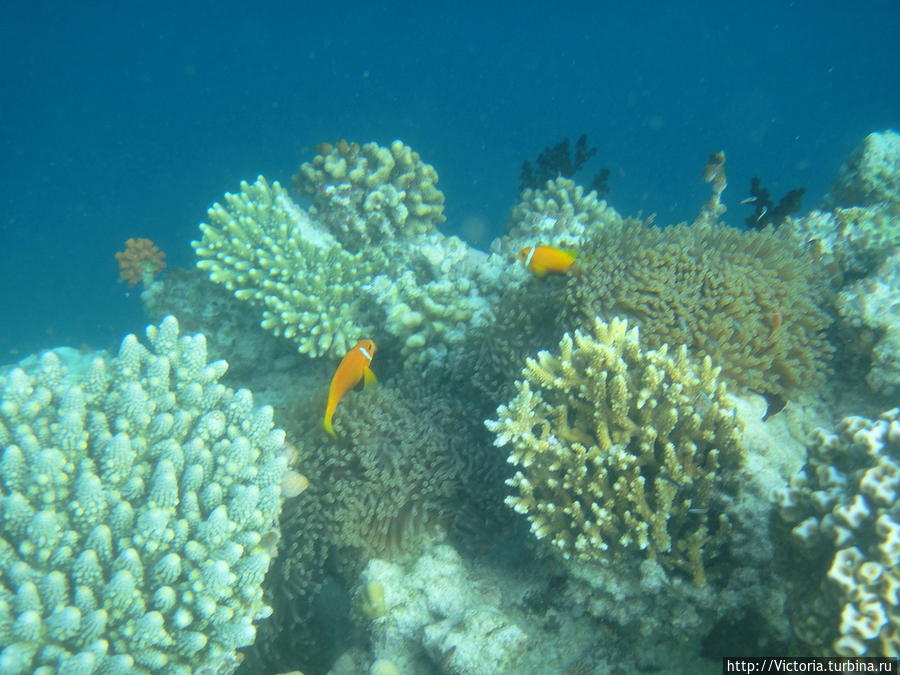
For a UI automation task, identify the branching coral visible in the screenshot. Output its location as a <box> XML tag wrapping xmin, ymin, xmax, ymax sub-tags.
<box><xmin>564</xmin><ymin>221</ymin><xmax>834</xmax><ymax>396</ymax></box>
<box><xmin>487</xmin><ymin>317</ymin><xmax>744</xmax><ymax>585</ymax></box>
<box><xmin>0</xmin><ymin>316</ymin><xmax>286</xmax><ymax>674</ymax></box>
<box><xmin>776</xmin><ymin>408</ymin><xmax>900</xmax><ymax>656</ymax></box>
<box><xmin>115</xmin><ymin>237</ymin><xmax>166</xmax><ymax>287</ymax></box>
<box><xmin>192</xmin><ymin>176</ymin><xmax>380</xmax><ymax>358</ymax></box>
<box><xmin>292</xmin><ymin>139</ymin><xmax>446</xmax><ymax>252</ymax></box>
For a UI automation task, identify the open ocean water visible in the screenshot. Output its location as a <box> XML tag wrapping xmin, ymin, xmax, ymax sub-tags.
<box><xmin>1</xmin><ymin>1</ymin><xmax>898</xmax><ymax>359</ymax></box>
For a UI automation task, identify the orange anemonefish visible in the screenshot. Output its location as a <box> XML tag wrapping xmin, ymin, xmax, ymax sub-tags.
<box><xmin>517</xmin><ymin>245</ymin><xmax>578</xmax><ymax>276</ymax></box>
<box><xmin>323</xmin><ymin>339</ymin><xmax>377</xmax><ymax>438</ymax></box>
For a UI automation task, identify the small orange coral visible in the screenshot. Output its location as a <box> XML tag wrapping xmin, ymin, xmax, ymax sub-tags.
<box><xmin>115</xmin><ymin>237</ymin><xmax>166</xmax><ymax>286</ymax></box>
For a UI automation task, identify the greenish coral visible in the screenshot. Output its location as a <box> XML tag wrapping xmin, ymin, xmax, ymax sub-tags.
<box><xmin>192</xmin><ymin>176</ymin><xmax>379</xmax><ymax>359</ymax></box>
<box><xmin>564</xmin><ymin>221</ymin><xmax>834</xmax><ymax>395</ymax></box>
<box><xmin>0</xmin><ymin>316</ymin><xmax>286</xmax><ymax>674</ymax></box>
<box><xmin>293</xmin><ymin>139</ymin><xmax>445</xmax><ymax>252</ymax></box>
<box><xmin>487</xmin><ymin>317</ymin><xmax>743</xmax><ymax>585</ymax></box>
<box><xmin>776</xmin><ymin>408</ymin><xmax>900</xmax><ymax>656</ymax></box>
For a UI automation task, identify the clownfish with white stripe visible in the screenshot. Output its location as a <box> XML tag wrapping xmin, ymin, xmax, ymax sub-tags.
<box><xmin>323</xmin><ymin>339</ymin><xmax>377</xmax><ymax>438</ymax></box>
<box><xmin>517</xmin><ymin>245</ymin><xmax>578</xmax><ymax>276</ymax></box>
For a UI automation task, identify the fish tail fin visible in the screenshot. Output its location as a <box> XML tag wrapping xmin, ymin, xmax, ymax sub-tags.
<box><xmin>563</xmin><ymin>249</ymin><xmax>578</xmax><ymax>259</ymax></box>
<box><xmin>363</xmin><ymin>367</ymin><xmax>377</xmax><ymax>388</ymax></box>
<box><xmin>323</xmin><ymin>415</ymin><xmax>337</xmax><ymax>438</ymax></box>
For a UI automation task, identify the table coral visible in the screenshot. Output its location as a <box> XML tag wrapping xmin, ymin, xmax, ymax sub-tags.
<box><xmin>293</xmin><ymin>139</ymin><xmax>445</xmax><ymax>252</ymax></box>
<box><xmin>776</xmin><ymin>408</ymin><xmax>900</xmax><ymax>656</ymax></box>
<box><xmin>487</xmin><ymin>316</ymin><xmax>744</xmax><ymax>585</ymax></box>
<box><xmin>564</xmin><ymin>221</ymin><xmax>834</xmax><ymax>396</ymax></box>
<box><xmin>0</xmin><ymin>316</ymin><xmax>287</xmax><ymax>674</ymax></box>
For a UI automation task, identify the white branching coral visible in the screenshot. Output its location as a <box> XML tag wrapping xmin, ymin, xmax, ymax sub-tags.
<box><xmin>192</xmin><ymin>176</ymin><xmax>380</xmax><ymax>358</ymax></box>
<box><xmin>0</xmin><ymin>316</ymin><xmax>287</xmax><ymax>674</ymax></box>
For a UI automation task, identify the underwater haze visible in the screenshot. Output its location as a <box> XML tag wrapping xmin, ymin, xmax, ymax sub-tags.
<box><xmin>1</xmin><ymin>1</ymin><xmax>898</xmax><ymax>358</ymax></box>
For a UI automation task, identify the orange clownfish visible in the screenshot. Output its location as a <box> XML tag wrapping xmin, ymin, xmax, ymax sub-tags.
<box><xmin>323</xmin><ymin>339</ymin><xmax>377</xmax><ymax>438</ymax></box>
<box><xmin>517</xmin><ymin>245</ymin><xmax>578</xmax><ymax>276</ymax></box>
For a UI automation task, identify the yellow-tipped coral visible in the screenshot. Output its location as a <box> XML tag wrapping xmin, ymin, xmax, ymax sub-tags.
<box><xmin>487</xmin><ymin>316</ymin><xmax>744</xmax><ymax>585</ymax></box>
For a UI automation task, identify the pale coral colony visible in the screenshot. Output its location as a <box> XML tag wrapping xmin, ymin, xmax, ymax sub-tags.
<box><xmin>2</xmin><ymin>131</ymin><xmax>900</xmax><ymax>673</ymax></box>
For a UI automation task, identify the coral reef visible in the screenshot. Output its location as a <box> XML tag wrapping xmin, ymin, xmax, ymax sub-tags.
<box><xmin>141</xmin><ymin>268</ymin><xmax>303</xmax><ymax>381</ymax></box>
<box><xmin>194</xmin><ymin>163</ymin><xmax>492</xmax><ymax>367</ymax></box>
<box><xmin>501</xmin><ymin>177</ymin><xmax>629</xmax><ymax>255</ymax></box>
<box><xmin>293</xmin><ymin>139</ymin><xmax>446</xmax><ymax>252</ymax></box>
<box><xmin>318</xmin><ymin>376</ymin><xmax>501</xmax><ymax>557</ymax></box>
<box><xmin>836</xmin><ymin>251</ymin><xmax>900</xmax><ymax>399</ymax></box>
<box><xmin>0</xmin><ymin>316</ymin><xmax>287</xmax><ymax>674</ymax></box>
<box><xmin>487</xmin><ymin>317</ymin><xmax>744</xmax><ymax>585</ymax></box>
<box><xmin>827</xmin><ymin>130</ymin><xmax>900</xmax><ymax>209</ymax></box>
<box><xmin>564</xmin><ymin>221</ymin><xmax>834</xmax><ymax>396</ymax></box>
<box><xmin>364</xmin><ymin>232</ymin><xmax>493</xmax><ymax>365</ymax></box>
<box><xmin>784</xmin><ymin>204</ymin><xmax>899</xmax><ymax>282</ymax></box>
<box><xmin>115</xmin><ymin>237</ymin><xmax>166</xmax><ymax>287</ymax></box>
<box><xmin>776</xmin><ymin>408</ymin><xmax>900</xmax><ymax>656</ymax></box>
<box><xmin>192</xmin><ymin>176</ymin><xmax>380</xmax><ymax>359</ymax></box>
<box><xmin>355</xmin><ymin>544</ymin><xmax>529</xmax><ymax>674</ymax></box>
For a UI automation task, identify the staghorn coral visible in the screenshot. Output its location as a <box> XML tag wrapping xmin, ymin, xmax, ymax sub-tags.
<box><xmin>775</xmin><ymin>408</ymin><xmax>900</xmax><ymax>656</ymax></box>
<box><xmin>564</xmin><ymin>221</ymin><xmax>834</xmax><ymax>396</ymax></box>
<box><xmin>487</xmin><ymin>317</ymin><xmax>744</xmax><ymax>585</ymax></box>
<box><xmin>0</xmin><ymin>316</ymin><xmax>286</xmax><ymax>674</ymax></box>
<box><xmin>293</xmin><ymin>139</ymin><xmax>446</xmax><ymax>252</ymax></box>
<box><xmin>192</xmin><ymin>176</ymin><xmax>381</xmax><ymax>359</ymax></box>
<box><xmin>115</xmin><ymin>237</ymin><xmax>166</xmax><ymax>287</ymax></box>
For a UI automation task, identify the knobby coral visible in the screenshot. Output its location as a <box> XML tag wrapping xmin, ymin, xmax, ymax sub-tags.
<box><xmin>115</xmin><ymin>238</ymin><xmax>166</xmax><ymax>287</ymax></box>
<box><xmin>564</xmin><ymin>221</ymin><xmax>834</xmax><ymax>396</ymax></box>
<box><xmin>487</xmin><ymin>317</ymin><xmax>744</xmax><ymax>585</ymax></box>
<box><xmin>293</xmin><ymin>139</ymin><xmax>445</xmax><ymax>253</ymax></box>
<box><xmin>776</xmin><ymin>408</ymin><xmax>900</xmax><ymax>656</ymax></box>
<box><xmin>0</xmin><ymin>316</ymin><xmax>287</xmax><ymax>674</ymax></box>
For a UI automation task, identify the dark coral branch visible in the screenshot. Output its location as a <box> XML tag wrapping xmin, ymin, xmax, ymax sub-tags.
<box><xmin>520</xmin><ymin>134</ymin><xmax>608</xmax><ymax>192</ymax></box>
<box><xmin>744</xmin><ymin>176</ymin><xmax>806</xmax><ymax>230</ymax></box>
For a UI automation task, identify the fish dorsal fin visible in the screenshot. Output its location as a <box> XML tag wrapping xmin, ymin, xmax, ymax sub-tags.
<box><xmin>363</xmin><ymin>367</ymin><xmax>377</xmax><ymax>388</ymax></box>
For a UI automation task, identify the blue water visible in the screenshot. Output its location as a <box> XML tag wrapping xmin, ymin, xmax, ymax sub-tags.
<box><xmin>2</xmin><ymin>1</ymin><xmax>898</xmax><ymax>360</ymax></box>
